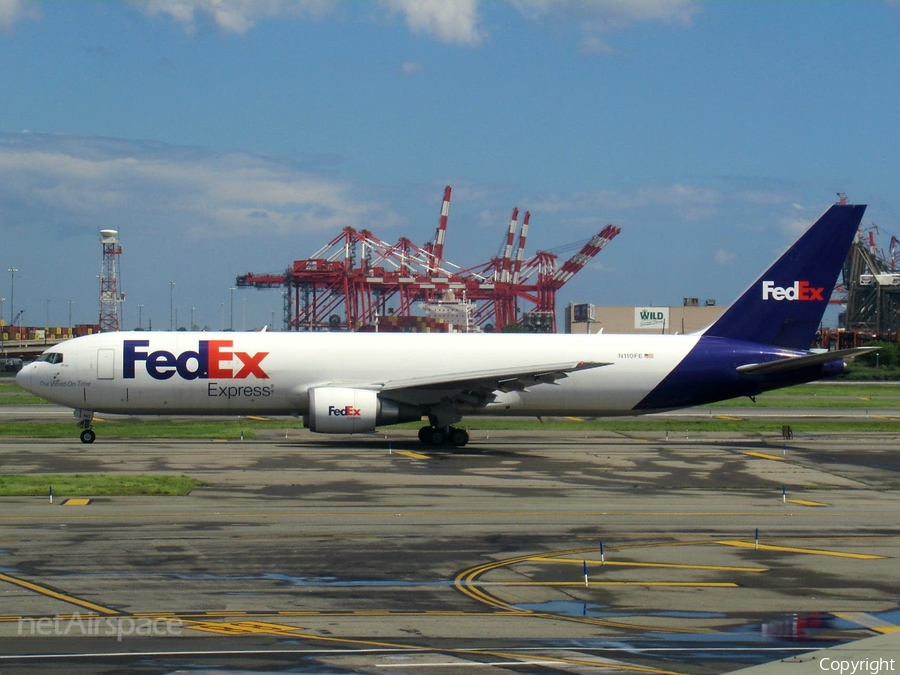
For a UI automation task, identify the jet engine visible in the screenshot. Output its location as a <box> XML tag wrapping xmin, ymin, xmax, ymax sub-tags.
<box><xmin>305</xmin><ymin>387</ymin><xmax>421</xmax><ymax>433</ymax></box>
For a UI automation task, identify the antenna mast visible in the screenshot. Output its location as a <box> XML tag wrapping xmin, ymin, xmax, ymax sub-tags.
<box><xmin>99</xmin><ymin>229</ymin><xmax>124</xmax><ymax>332</ymax></box>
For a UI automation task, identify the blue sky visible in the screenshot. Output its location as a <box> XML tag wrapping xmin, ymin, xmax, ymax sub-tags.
<box><xmin>1</xmin><ymin>0</ymin><xmax>898</xmax><ymax>331</ymax></box>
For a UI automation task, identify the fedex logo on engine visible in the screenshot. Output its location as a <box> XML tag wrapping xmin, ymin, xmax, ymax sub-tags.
<box><xmin>123</xmin><ymin>340</ymin><xmax>269</xmax><ymax>381</ymax></box>
<box><xmin>328</xmin><ymin>405</ymin><xmax>361</xmax><ymax>417</ymax></box>
<box><xmin>761</xmin><ymin>280</ymin><xmax>825</xmax><ymax>301</ymax></box>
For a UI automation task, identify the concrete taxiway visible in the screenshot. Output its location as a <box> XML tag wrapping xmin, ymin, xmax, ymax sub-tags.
<box><xmin>1</xmin><ymin>422</ymin><xmax>899</xmax><ymax>674</ymax></box>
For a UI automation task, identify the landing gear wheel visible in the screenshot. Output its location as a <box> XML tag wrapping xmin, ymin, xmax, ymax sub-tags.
<box><xmin>80</xmin><ymin>428</ymin><xmax>96</xmax><ymax>444</ymax></box>
<box><xmin>426</xmin><ymin>428</ymin><xmax>446</xmax><ymax>446</ymax></box>
<box><xmin>449</xmin><ymin>427</ymin><xmax>469</xmax><ymax>447</ymax></box>
<box><xmin>416</xmin><ymin>425</ymin><xmax>469</xmax><ymax>448</ymax></box>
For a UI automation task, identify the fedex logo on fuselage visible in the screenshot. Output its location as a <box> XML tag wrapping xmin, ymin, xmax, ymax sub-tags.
<box><xmin>761</xmin><ymin>280</ymin><xmax>824</xmax><ymax>301</ymax></box>
<box><xmin>328</xmin><ymin>405</ymin><xmax>361</xmax><ymax>417</ymax></box>
<box><xmin>123</xmin><ymin>340</ymin><xmax>269</xmax><ymax>381</ymax></box>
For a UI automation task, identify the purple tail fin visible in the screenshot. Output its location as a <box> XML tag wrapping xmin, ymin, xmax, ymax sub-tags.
<box><xmin>703</xmin><ymin>203</ymin><xmax>866</xmax><ymax>350</ymax></box>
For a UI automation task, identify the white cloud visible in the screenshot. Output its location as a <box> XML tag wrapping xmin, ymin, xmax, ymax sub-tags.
<box><xmin>400</xmin><ymin>61</ymin><xmax>424</xmax><ymax>74</ymax></box>
<box><xmin>134</xmin><ymin>0</ymin><xmax>332</xmax><ymax>35</ymax></box>
<box><xmin>630</xmin><ymin>184</ymin><xmax>721</xmax><ymax>209</ymax></box>
<box><xmin>0</xmin><ymin>133</ymin><xmax>395</xmax><ymax>239</ymax></box>
<box><xmin>0</xmin><ymin>0</ymin><xmax>39</xmax><ymax>32</ymax></box>
<box><xmin>735</xmin><ymin>190</ymin><xmax>793</xmax><ymax>206</ymax></box>
<box><xmin>778</xmin><ymin>203</ymin><xmax>820</xmax><ymax>236</ymax></box>
<box><xmin>531</xmin><ymin>184</ymin><xmax>722</xmax><ymax>221</ymax></box>
<box><xmin>380</xmin><ymin>0</ymin><xmax>484</xmax><ymax>45</ymax></box>
<box><xmin>713</xmin><ymin>249</ymin><xmax>735</xmax><ymax>266</ymax></box>
<box><xmin>511</xmin><ymin>0</ymin><xmax>698</xmax><ymax>28</ymax></box>
<box><xmin>782</xmin><ymin>216</ymin><xmax>814</xmax><ymax>237</ymax></box>
<box><xmin>579</xmin><ymin>34</ymin><xmax>620</xmax><ymax>56</ymax></box>
<box><xmin>126</xmin><ymin>0</ymin><xmax>698</xmax><ymax>48</ymax></box>
<box><xmin>135</xmin><ymin>0</ymin><xmax>486</xmax><ymax>43</ymax></box>
<box><xmin>511</xmin><ymin>0</ymin><xmax>700</xmax><ymax>52</ymax></box>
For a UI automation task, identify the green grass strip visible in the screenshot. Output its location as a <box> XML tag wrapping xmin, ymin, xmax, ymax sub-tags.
<box><xmin>0</xmin><ymin>394</ymin><xmax>48</xmax><ymax>405</ymax></box>
<box><xmin>0</xmin><ymin>382</ymin><xmax>47</xmax><ymax>405</ymax></box>
<box><xmin>0</xmin><ymin>418</ymin><xmax>308</xmax><ymax>439</ymax></box>
<box><xmin>0</xmin><ymin>474</ymin><xmax>206</xmax><ymax>496</ymax></box>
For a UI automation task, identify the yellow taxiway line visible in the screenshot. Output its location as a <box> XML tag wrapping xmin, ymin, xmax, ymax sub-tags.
<box><xmin>479</xmin><ymin>581</ymin><xmax>738</xmax><ymax>588</ymax></box>
<box><xmin>833</xmin><ymin>612</ymin><xmax>900</xmax><ymax>634</ymax></box>
<box><xmin>63</xmin><ymin>498</ymin><xmax>92</xmax><ymax>506</ymax></box>
<box><xmin>535</xmin><ymin>557</ymin><xmax>768</xmax><ymax>573</ymax></box>
<box><xmin>0</xmin><ymin>572</ymin><xmax>120</xmax><ymax>616</ymax></box>
<box><xmin>786</xmin><ymin>499</ymin><xmax>829</xmax><ymax>507</ymax></box>
<box><xmin>393</xmin><ymin>450</ymin><xmax>431</xmax><ymax>460</ymax></box>
<box><xmin>743</xmin><ymin>451</ymin><xmax>785</xmax><ymax>460</ymax></box>
<box><xmin>716</xmin><ymin>540</ymin><xmax>885</xmax><ymax>559</ymax></box>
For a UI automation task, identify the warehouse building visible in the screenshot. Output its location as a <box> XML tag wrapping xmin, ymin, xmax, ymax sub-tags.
<box><xmin>565</xmin><ymin>299</ymin><xmax>726</xmax><ymax>335</ymax></box>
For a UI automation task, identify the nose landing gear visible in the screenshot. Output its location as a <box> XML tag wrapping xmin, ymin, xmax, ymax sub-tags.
<box><xmin>75</xmin><ymin>409</ymin><xmax>96</xmax><ymax>444</ymax></box>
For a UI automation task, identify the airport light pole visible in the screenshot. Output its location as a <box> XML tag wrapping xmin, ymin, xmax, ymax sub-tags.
<box><xmin>168</xmin><ymin>281</ymin><xmax>175</xmax><ymax>331</ymax></box>
<box><xmin>137</xmin><ymin>303</ymin><xmax>143</xmax><ymax>330</ymax></box>
<box><xmin>229</xmin><ymin>287</ymin><xmax>236</xmax><ymax>331</ymax></box>
<box><xmin>68</xmin><ymin>300</ymin><xmax>74</xmax><ymax>330</ymax></box>
<box><xmin>8</xmin><ymin>268</ymin><xmax>17</xmax><ymax>327</ymax></box>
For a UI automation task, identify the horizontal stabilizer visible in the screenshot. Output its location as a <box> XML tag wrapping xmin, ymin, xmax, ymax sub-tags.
<box><xmin>735</xmin><ymin>347</ymin><xmax>879</xmax><ymax>375</ymax></box>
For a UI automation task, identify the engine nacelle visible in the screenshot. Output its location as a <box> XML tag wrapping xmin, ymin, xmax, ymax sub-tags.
<box><xmin>306</xmin><ymin>387</ymin><xmax>420</xmax><ymax>434</ymax></box>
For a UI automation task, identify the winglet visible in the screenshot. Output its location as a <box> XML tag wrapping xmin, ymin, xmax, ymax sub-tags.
<box><xmin>703</xmin><ymin>203</ymin><xmax>866</xmax><ymax>350</ymax></box>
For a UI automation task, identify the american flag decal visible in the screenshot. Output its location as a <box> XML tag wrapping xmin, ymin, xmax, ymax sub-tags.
<box><xmin>644</xmin><ymin>353</ymin><xmax>655</xmax><ymax>359</ymax></box>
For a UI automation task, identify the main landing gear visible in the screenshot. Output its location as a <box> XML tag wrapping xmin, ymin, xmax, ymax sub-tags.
<box><xmin>418</xmin><ymin>425</ymin><xmax>469</xmax><ymax>448</ymax></box>
<box><xmin>76</xmin><ymin>409</ymin><xmax>95</xmax><ymax>444</ymax></box>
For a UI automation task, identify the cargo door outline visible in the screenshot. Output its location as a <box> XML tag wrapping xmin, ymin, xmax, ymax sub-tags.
<box><xmin>97</xmin><ymin>349</ymin><xmax>116</xmax><ymax>380</ymax></box>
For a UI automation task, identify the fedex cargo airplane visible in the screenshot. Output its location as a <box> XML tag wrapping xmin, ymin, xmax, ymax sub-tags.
<box><xmin>17</xmin><ymin>202</ymin><xmax>873</xmax><ymax>447</ymax></box>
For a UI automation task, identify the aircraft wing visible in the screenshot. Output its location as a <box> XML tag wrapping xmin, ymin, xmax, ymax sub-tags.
<box><xmin>736</xmin><ymin>347</ymin><xmax>879</xmax><ymax>375</ymax></box>
<box><xmin>372</xmin><ymin>360</ymin><xmax>610</xmax><ymax>406</ymax></box>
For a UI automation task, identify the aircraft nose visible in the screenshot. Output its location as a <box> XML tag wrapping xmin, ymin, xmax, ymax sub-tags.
<box><xmin>15</xmin><ymin>364</ymin><xmax>32</xmax><ymax>392</ymax></box>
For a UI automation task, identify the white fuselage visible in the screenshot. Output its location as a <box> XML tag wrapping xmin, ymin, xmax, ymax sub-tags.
<box><xmin>17</xmin><ymin>331</ymin><xmax>699</xmax><ymax>417</ymax></box>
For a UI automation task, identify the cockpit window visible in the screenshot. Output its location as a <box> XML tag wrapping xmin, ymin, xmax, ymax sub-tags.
<box><xmin>37</xmin><ymin>353</ymin><xmax>64</xmax><ymax>365</ymax></box>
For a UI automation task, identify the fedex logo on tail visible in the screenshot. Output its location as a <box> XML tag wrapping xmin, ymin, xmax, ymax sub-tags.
<box><xmin>124</xmin><ymin>340</ymin><xmax>269</xmax><ymax>381</ymax></box>
<box><xmin>761</xmin><ymin>280</ymin><xmax>825</xmax><ymax>301</ymax></box>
